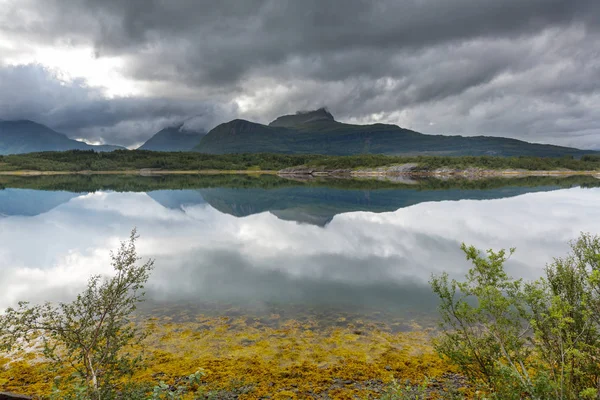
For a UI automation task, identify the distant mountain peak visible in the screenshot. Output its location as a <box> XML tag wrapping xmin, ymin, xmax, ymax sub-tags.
<box><xmin>269</xmin><ymin>108</ymin><xmax>335</xmax><ymax>127</ymax></box>
<box><xmin>297</xmin><ymin>107</ymin><xmax>334</xmax><ymax>119</ymax></box>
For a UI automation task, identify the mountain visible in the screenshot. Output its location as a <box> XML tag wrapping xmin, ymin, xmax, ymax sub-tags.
<box><xmin>138</xmin><ymin>126</ymin><xmax>206</xmax><ymax>151</ymax></box>
<box><xmin>0</xmin><ymin>120</ymin><xmax>124</xmax><ymax>155</ymax></box>
<box><xmin>196</xmin><ymin>108</ymin><xmax>596</xmax><ymax>157</ymax></box>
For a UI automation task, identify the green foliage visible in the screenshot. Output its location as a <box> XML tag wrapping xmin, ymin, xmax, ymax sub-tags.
<box><xmin>0</xmin><ymin>229</ymin><xmax>154</xmax><ymax>400</ymax></box>
<box><xmin>149</xmin><ymin>369</ymin><xmax>205</xmax><ymax>399</ymax></box>
<box><xmin>0</xmin><ymin>150</ymin><xmax>599</xmax><ymax>172</ymax></box>
<box><xmin>2</xmin><ymin>172</ymin><xmax>599</xmax><ymax>193</ymax></box>
<box><xmin>582</xmin><ymin>155</ymin><xmax>600</xmax><ymax>162</ymax></box>
<box><xmin>526</xmin><ymin>234</ymin><xmax>600</xmax><ymax>399</ymax></box>
<box><xmin>430</xmin><ymin>245</ymin><xmax>544</xmax><ymax>399</ymax></box>
<box><xmin>0</xmin><ymin>173</ymin><xmax>296</xmax><ymax>192</ymax></box>
<box><xmin>431</xmin><ymin>234</ymin><xmax>600</xmax><ymax>399</ymax></box>
<box><xmin>0</xmin><ymin>150</ymin><xmax>321</xmax><ymax>172</ymax></box>
<box><xmin>46</xmin><ymin>370</ymin><xmax>206</xmax><ymax>400</ymax></box>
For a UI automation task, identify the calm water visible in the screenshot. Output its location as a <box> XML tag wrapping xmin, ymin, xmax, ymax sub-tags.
<box><xmin>1</xmin><ymin>175</ymin><xmax>600</xmax><ymax>324</ymax></box>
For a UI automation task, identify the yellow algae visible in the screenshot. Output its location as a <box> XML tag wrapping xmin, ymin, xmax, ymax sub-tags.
<box><xmin>0</xmin><ymin>316</ymin><xmax>455</xmax><ymax>398</ymax></box>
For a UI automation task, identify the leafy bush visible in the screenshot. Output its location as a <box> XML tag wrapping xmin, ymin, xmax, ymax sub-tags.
<box><xmin>527</xmin><ymin>234</ymin><xmax>600</xmax><ymax>399</ymax></box>
<box><xmin>431</xmin><ymin>234</ymin><xmax>600</xmax><ymax>399</ymax></box>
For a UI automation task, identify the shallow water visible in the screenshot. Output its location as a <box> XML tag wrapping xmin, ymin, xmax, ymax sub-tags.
<box><xmin>1</xmin><ymin>175</ymin><xmax>599</xmax><ymax>325</ymax></box>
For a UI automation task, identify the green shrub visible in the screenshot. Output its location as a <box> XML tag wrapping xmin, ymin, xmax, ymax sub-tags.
<box><xmin>431</xmin><ymin>233</ymin><xmax>600</xmax><ymax>399</ymax></box>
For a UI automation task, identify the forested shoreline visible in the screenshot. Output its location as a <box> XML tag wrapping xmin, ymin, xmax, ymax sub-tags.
<box><xmin>1</xmin><ymin>150</ymin><xmax>600</xmax><ymax>172</ymax></box>
<box><xmin>2</xmin><ymin>173</ymin><xmax>600</xmax><ymax>193</ymax></box>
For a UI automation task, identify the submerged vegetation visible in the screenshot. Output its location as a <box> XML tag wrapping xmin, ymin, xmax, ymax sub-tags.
<box><xmin>0</xmin><ymin>150</ymin><xmax>600</xmax><ymax>172</ymax></box>
<box><xmin>2</xmin><ymin>231</ymin><xmax>600</xmax><ymax>398</ymax></box>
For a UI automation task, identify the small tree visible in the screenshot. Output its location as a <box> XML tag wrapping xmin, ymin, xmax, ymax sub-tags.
<box><xmin>0</xmin><ymin>229</ymin><xmax>154</xmax><ymax>399</ymax></box>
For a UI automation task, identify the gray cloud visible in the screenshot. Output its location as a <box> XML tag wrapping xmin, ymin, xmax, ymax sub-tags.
<box><xmin>0</xmin><ymin>0</ymin><xmax>599</xmax><ymax>147</ymax></box>
<box><xmin>0</xmin><ymin>64</ymin><xmax>236</xmax><ymax>146</ymax></box>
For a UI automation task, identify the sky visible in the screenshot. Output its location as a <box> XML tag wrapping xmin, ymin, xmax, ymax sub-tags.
<box><xmin>0</xmin><ymin>0</ymin><xmax>599</xmax><ymax>148</ymax></box>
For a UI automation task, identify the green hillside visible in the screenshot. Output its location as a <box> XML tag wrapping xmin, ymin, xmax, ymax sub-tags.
<box><xmin>196</xmin><ymin>109</ymin><xmax>595</xmax><ymax>157</ymax></box>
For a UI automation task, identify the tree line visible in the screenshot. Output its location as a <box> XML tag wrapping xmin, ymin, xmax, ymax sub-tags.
<box><xmin>0</xmin><ymin>150</ymin><xmax>599</xmax><ymax>172</ymax></box>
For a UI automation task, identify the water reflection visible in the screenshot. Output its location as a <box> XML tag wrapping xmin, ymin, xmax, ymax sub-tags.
<box><xmin>199</xmin><ymin>185</ymin><xmax>568</xmax><ymax>226</ymax></box>
<box><xmin>1</xmin><ymin>176</ymin><xmax>599</xmax><ymax>322</ymax></box>
<box><xmin>0</xmin><ymin>189</ymin><xmax>78</xmax><ymax>216</ymax></box>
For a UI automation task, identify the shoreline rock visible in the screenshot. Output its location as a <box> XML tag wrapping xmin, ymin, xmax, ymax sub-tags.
<box><xmin>278</xmin><ymin>165</ymin><xmax>600</xmax><ymax>178</ymax></box>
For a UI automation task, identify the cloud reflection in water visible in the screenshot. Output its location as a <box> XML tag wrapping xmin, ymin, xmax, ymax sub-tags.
<box><xmin>0</xmin><ymin>187</ymin><xmax>599</xmax><ymax>319</ymax></box>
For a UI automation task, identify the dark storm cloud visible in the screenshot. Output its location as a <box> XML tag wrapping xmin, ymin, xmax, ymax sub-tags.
<box><xmin>0</xmin><ymin>64</ymin><xmax>236</xmax><ymax>147</ymax></box>
<box><xmin>16</xmin><ymin>1</ymin><xmax>597</xmax><ymax>77</ymax></box>
<box><xmin>14</xmin><ymin>0</ymin><xmax>596</xmax><ymax>85</ymax></box>
<box><xmin>1</xmin><ymin>0</ymin><xmax>600</xmax><ymax>147</ymax></box>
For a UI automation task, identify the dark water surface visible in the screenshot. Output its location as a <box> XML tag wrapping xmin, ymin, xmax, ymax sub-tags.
<box><xmin>1</xmin><ymin>174</ymin><xmax>599</xmax><ymax>325</ymax></box>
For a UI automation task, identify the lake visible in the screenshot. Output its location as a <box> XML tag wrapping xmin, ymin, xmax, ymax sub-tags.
<box><xmin>1</xmin><ymin>174</ymin><xmax>600</xmax><ymax>327</ymax></box>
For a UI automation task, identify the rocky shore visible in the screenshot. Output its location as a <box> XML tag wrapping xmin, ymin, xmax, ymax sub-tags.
<box><xmin>278</xmin><ymin>164</ymin><xmax>600</xmax><ymax>178</ymax></box>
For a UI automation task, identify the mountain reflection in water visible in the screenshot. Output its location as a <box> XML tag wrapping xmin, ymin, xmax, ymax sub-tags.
<box><xmin>1</xmin><ymin>174</ymin><xmax>599</xmax><ymax>323</ymax></box>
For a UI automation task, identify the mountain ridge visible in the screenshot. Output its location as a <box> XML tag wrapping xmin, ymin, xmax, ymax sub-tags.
<box><xmin>0</xmin><ymin>120</ymin><xmax>124</xmax><ymax>155</ymax></box>
<box><xmin>1</xmin><ymin>112</ymin><xmax>597</xmax><ymax>157</ymax></box>
<box><xmin>195</xmin><ymin>109</ymin><xmax>595</xmax><ymax>157</ymax></box>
